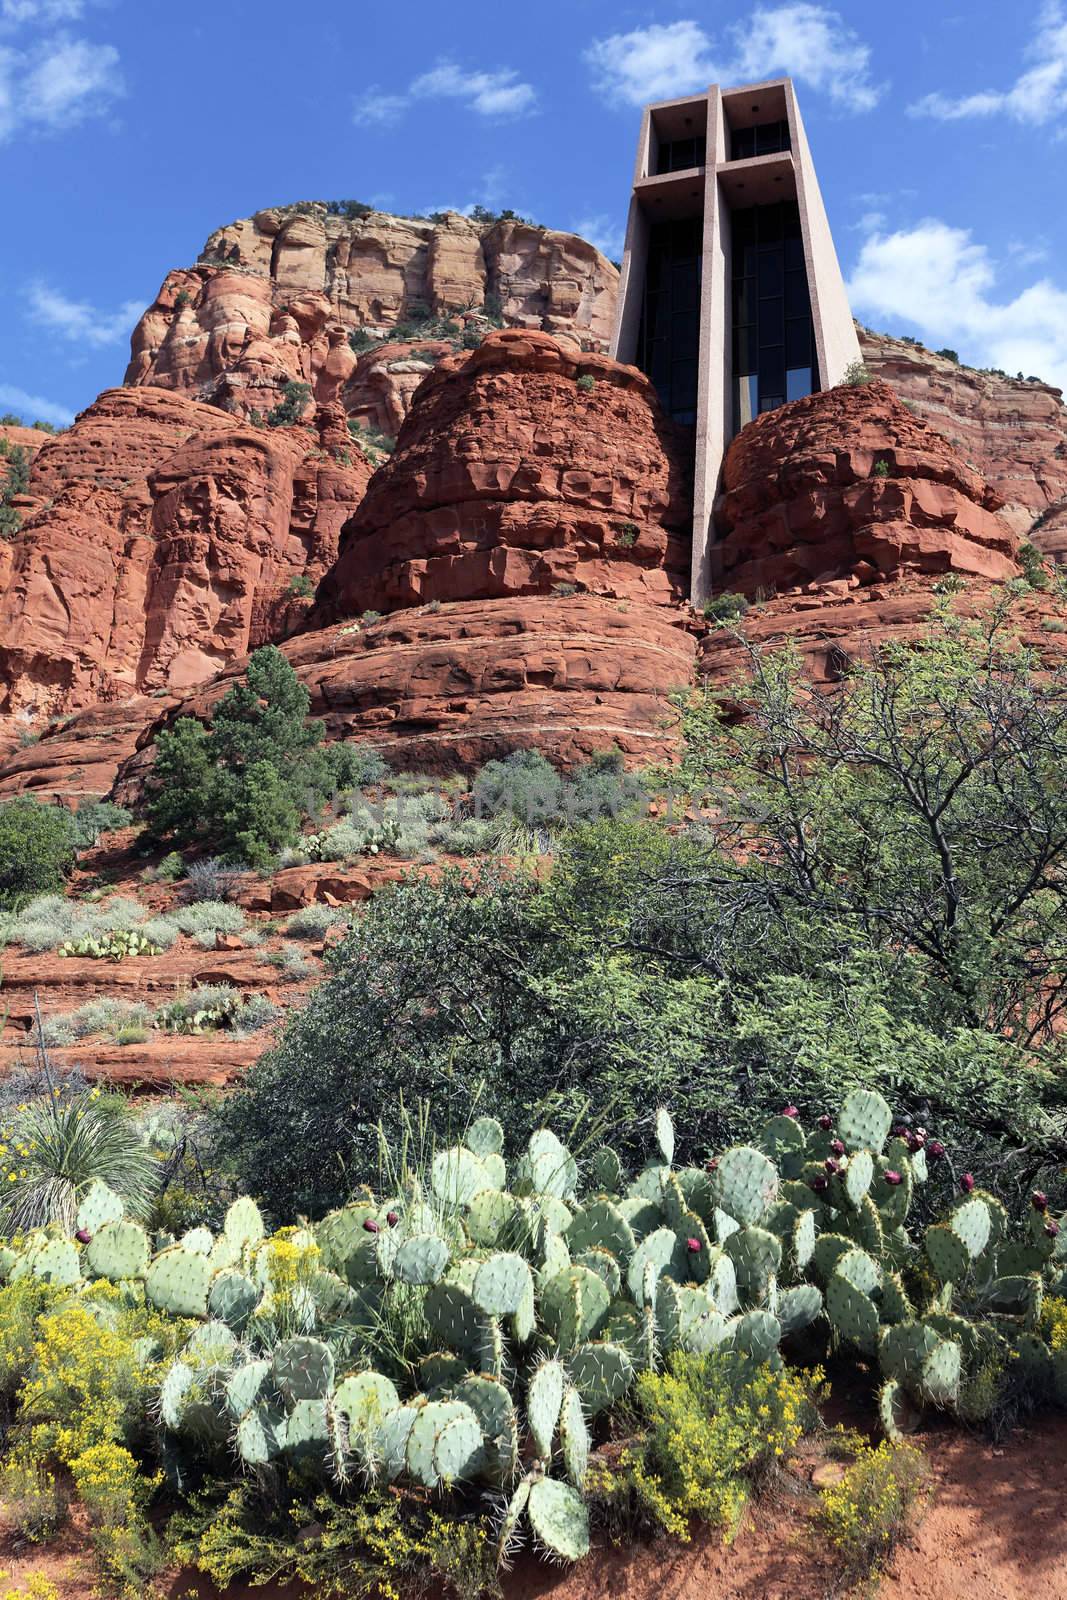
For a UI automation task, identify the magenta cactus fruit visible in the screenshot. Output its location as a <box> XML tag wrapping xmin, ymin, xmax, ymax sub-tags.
<box><xmin>883</xmin><ymin>1170</ymin><xmax>903</xmax><ymax>1187</ymax></box>
<box><xmin>387</xmin><ymin>1211</ymin><xmax>399</xmax><ymax>1226</ymax></box>
<box><xmin>1045</xmin><ymin>1221</ymin><xmax>1060</xmax><ymax>1239</ymax></box>
<box><xmin>75</xmin><ymin>1228</ymin><xmax>91</xmax><ymax>1245</ymax></box>
<box><xmin>704</xmin><ymin>1158</ymin><xmax>719</xmax><ymax>1173</ymax></box>
<box><xmin>960</xmin><ymin>1173</ymin><xmax>975</xmax><ymax>1194</ymax></box>
<box><xmin>927</xmin><ymin>1140</ymin><xmax>945</xmax><ymax>1160</ymax></box>
<box><xmin>824</xmin><ymin>1158</ymin><xmax>840</xmax><ymax>1175</ymax></box>
<box><xmin>830</xmin><ymin>1139</ymin><xmax>846</xmax><ymax>1157</ymax></box>
<box><xmin>1031</xmin><ymin>1191</ymin><xmax>1049</xmax><ymax>1213</ymax></box>
<box><xmin>905</xmin><ymin>1131</ymin><xmax>925</xmax><ymax>1152</ymax></box>
<box><xmin>686</xmin><ymin>1237</ymin><xmax>701</xmax><ymax>1253</ymax></box>
<box><xmin>817</xmin><ymin>1114</ymin><xmax>833</xmax><ymax>1131</ymax></box>
<box><xmin>363</xmin><ymin>1219</ymin><xmax>381</xmax><ymax>1234</ymax></box>
<box><xmin>782</xmin><ymin>1105</ymin><xmax>799</xmax><ymax>1119</ymax></box>
<box><xmin>810</xmin><ymin>1175</ymin><xmax>829</xmax><ymax>1193</ymax></box>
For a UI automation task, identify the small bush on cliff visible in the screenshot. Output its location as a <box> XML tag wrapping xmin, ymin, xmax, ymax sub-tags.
<box><xmin>0</xmin><ymin>801</ymin><xmax>77</xmax><ymax>910</ymax></box>
<box><xmin>840</xmin><ymin>359</ymin><xmax>872</xmax><ymax>386</ymax></box>
<box><xmin>145</xmin><ymin>646</ymin><xmax>353</xmax><ymax>868</ymax></box>
<box><xmin>703</xmin><ymin>592</ymin><xmax>749</xmax><ymax>623</ymax></box>
<box><xmin>265</xmin><ymin>381</ymin><xmax>312</xmax><ymax>428</ymax></box>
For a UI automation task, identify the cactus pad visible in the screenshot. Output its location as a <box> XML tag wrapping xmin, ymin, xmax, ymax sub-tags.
<box><xmin>473</xmin><ymin>1252</ymin><xmax>532</xmax><ymax>1316</ymax></box>
<box><xmin>527</xmin><ymin>1476</ymin><xmax>590</xmax><ymax>1563</ymax></box>
<box><xmin>527</xmin><ymin>1359</ymin><xmax>565</xmax><ymax>1457</ymax></box>
<box><xmin>146</xmin><ymin>1246</ymin><xmax>213</xmax><ymax>1318</ymax></box>
<box><xmin>465</xmin><ymin>1115</ymin><xmax>504</xmax><ymax>1157</ymax></box>
<box><xmin>76</xmin><ymin>1179</ymin><xmax>125</xmax><ymax>1234</ymax></box>
<box><xmin>837</xmin><ymin>1088</ymin><xmax>892</xmax><ymax>1153</ymax></box>
<box><xmin>777</xmin><ymin>1284</ymin><xmax>823</xmax><ymax>1338</ymax></box>
<box><xmin>566</xmin><ymin>1338</ymin><xmax>633</xmax><ymax>1413</ymax></box>
<box><xmin>432</xmin><ymin>1146</ymin><xmax>491</xmax><ymax>1207</ymax></box>
<box><xmin>925</xmin><ymin>1223</ymin><xmax>970</xmax><ymax>1285</ymax></box>
<box><xmin>714</xmin><ymin>1146</ymin><xmax>778</xmax><ymax>1226</ymax></box>
<box><xmin>272</xmin><ymin>1337</ymin><xmax>335</xmax><ymax>1402</ymax></box>
<box><xmin>654</xmin><ymin>1107</ymin><xmax>675</xmax><ymax>1167</ymax></box>
<box><xmin>393</xmin><ymin>1233</ymin><xmax>450</xmax><ymax>1287</ymax></box>
<box><xmin>207</xmin><ymin>1268</ymin><xmax>260</xmax><ymax>1330</ymax></box>
<box><xmin>559</xmin><ymin>1384</ymin><xmax>589</xmax><ymax>1488</ymax></box>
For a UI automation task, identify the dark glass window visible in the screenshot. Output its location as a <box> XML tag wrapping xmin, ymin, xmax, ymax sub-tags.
<box><xmin>729</xmin><ymin>118</ymin><xmax>791</xmax><ymax>162</ymax></box>
<box><xmin>731</xmin><ymin>201</ymin><xmax>817</xmax><ymax>432</ymax></box>
<box><xmin>654</xmin><ymin>135</ymin><xmax>707</xmax><ymax>174</ymax></box>
<box><xmin>635</xmin><ymin>218</ymin><xmax>703</xmax><ymax>423</ymax></box>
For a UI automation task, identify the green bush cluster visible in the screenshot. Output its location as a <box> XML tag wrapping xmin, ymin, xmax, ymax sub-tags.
<box><xmin>145</xmin><ymin>646</ymin><xmax>368</xmax><ymax>868</ymax></box>
<box><xmin>0</xmin><ymin>801</ymin><xmax>76</xmax><ymax>910</ymax></box>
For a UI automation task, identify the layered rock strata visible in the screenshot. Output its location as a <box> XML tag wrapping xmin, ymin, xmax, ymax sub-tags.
<box><xmin>124</xmin><ymin>207</ymin><xmax>619</xmax><ymax>432</ymax></box>
<box><xmin>315</xmin><ymin>330</ymin><xmax>693</xmax><ymax>618</ymax></box>
<box><xmin>860</xmin><ymin>332</ymin><xmax>1067</xmax><ymax>558</ymax></box>
<box><xmin>712</xmin><ymin>381</ymin><xmax>1020</xmax><ymax>597</ymax></box>
<box><xmin>0</xmin><ymin>390</ymin><xmax>370</xmax><ymax>737</ymax></box>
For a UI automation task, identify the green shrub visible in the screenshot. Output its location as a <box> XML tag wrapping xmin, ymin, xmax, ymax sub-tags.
<box><xmin>0</xmin><ymin>802</ymin><xmax>76</xmax><ymax>910</ymax></box>
<box><xmin>181</xmin><ymin>857</ymin><xmax>244</xmax><ymax>903</ymax></box>
<box><xmin>170</xmin><ymin>900</ymin><xmax>247</xmax><ymax>948</ymax></box>
<box><xmin>871</xmin><ymin>458</ymin><xmax>891</xmax><ymax>478</ymax></box>
<box><xmin>285</xmin><ymin>572</ymin><xmax>315</xmax><ymax>599</ymax></box>
<box><xmin>2</xmin><ymin>893</ymin><xmax>146</xmax><ymax>953</ymax></box>
<box><xmin>146</xmin><ymin>646</ymin><xmax>353</xmax><ymax>867</ymax></box>
<box><xmin>615</xmin><ymin>522</ymin><xmax>639</xmax><ymax>548</ymax></box>
<box><xmin>154</xmin><ymin>985</ymin><xmax>278</xmax><ymax>1037</ymax></box>
<box><xmin>936</xmin><ymin>347</ymin><xmax>960</xmax><ymax>363</ymax></box>
<box><xmin>69</xmin><ymin>801</ymin><xmax>133</xmax><ymax>851</ymax></box>
<box><xmin>840</xmin><ymin>359</ymin><xmax>872</xmax><ymax>386</ymax></box>
<box><xmin>1018</xmin><ymin>540</ymin><xmax>1050</xmax><ymax>590</ymax></box>
<box><xmin>702</xmin><ymin>592</ymin><xmax>750</xmax><ymax>623</ymax></box>
<box><xmin>265</xmin><ymin>381</ymin><xmax>312</xmax><ymax>428</ymax></box>
<box><xmin>41</xmin><ymin>999</ymin><xmax>153</xmax><ymax>1047</ymax></box>
<box><xmin>285</xmin><ymin>904</ymin><xmax>347</xmax><ymax>940</ymax></box>
<box><xmin>575</xmin><ymin>374</ymin><xmax>596</xmax><ymax>393</ymax></box>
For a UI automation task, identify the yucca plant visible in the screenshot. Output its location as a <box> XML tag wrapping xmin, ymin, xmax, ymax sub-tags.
<box><xmin>0</xmin><ymin>1013</ymin><xmax>158</xmax><ymax>1233</ymax></box>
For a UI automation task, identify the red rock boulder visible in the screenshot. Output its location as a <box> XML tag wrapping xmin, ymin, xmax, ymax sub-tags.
<box><xmin>713</xmin><ymin>381</ymin><xmax>1020</xmax><ymax>597</ymax></box>
<box><xmin>314</xmin><ymin>330</ymin><xmax>693</xmax><ymax>619</ymax></box>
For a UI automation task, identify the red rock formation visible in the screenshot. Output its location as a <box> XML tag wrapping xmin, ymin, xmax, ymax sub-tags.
<box><xmin>712</xmin><ymin>381</ymin><xmax>1019</xmax><ymax>597</ymax></box>
<box><xmin>0</xmin><ymin>390</ymin><xmax>371</xmax><ymax>738</ymax></box>
<box><xmin>124</xmin><ymin>206</ymin><xmax>620</xmax><ymax>432</ymax></box>
<box><xmin>103</xmin><ymin>594</ymin><xmax>697</xmax><ymax>800</ymax></box>
<box><xmin>698</xmin><ymin>577</ymin><xmax>1067</xmax><ymax>698</ymax></box>
<box><xmin>316</xmin><ymin>331</ymin><xmax>693</xmax><ymax>619</ymax></box>
<box><xmin>861</xmin><ymin>331</ymin><xmax>1067</xmax><ymax>557</ymax></box>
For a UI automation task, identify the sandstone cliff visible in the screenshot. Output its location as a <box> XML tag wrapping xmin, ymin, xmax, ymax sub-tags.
<box><xmin>124</xmin><ymin>205</ymin><xmax>619</xmax><ymax>433</ymax></box>
<box><xmin>0</xmin><ymin>390</ymin><xmax>370</xmax><ymax>735</ymax></box>
<box><xmin>861</xmin><ymin>332</ymin><xmax>1067</xmax><ymax>560</ymax></box>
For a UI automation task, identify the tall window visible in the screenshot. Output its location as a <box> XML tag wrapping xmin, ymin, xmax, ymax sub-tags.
<box><xmin>636</xmin><ymin>217</ymin><xmax>702</xmax><ymax>424</ymax></box>
<box><xmin>654</xmin><ymin>135</ymin><xmax>707</xmax><ymax>175</ymax></box>
<box><xmin>731</xmin><ymin>201</ymin><xmax>816</xmax><ymax>432</ymax></box>
<box><xmin>729</xmin><ymin>119</ymin><xmax>791</xmax><ymax>162</ymax></box>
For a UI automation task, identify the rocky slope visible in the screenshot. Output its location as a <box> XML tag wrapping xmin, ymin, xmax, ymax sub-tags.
<box><xmin>861</xmin><ymin>331</ymin><xmax>1067</xmax><ymax>559</ymax></box>
<box><xmin>0</xmin><ymin>390</ymin><xmax>371</xmax><ymax>740</ymax></box>
<box><xmin>125</xmin><ymin>205</ymin><xmax>619</xmax><ymax>432</ymax></box>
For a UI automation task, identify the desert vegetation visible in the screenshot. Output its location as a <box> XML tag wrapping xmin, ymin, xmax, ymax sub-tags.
<box><xmin>0</xmin><ymin>601</ymin><xmax>1064</xmax><ymax>1596</ymax></box>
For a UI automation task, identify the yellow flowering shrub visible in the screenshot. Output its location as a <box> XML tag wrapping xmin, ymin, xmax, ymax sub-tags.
<box><xmin>607</xmin><ymin>1352</ymin><xmax>820</xmax><ymax>1542</ymax></box>
<box><xmin>818</xmin><ymin>1440</ymin><xmax>928</xmax><ymax>1579</ymax></box>
<box><xmin>0</xmin><ymin>1575</ymin><xmax>62</xmax><ymax>1600</ymax></box>
<box><xmin>1040</xmin><ymin>1295</ymin><xmax>1067</xmax><ymax>1352</ymax></box>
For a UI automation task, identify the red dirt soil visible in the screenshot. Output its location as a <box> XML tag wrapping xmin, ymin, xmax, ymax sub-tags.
<box><xmin>2</xmin><ymin>1415</ymin><xmax>1062</xmax><ymax>1600</ymax></box>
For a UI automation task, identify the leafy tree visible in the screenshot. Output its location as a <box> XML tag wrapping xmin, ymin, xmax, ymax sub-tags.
<box><xmin>0</xmin><ymin>800</ymin><xmax>77</xmax><ymax>909</ymax></box>
<box><xmin>146</xmin><ymin>646</ymin><xmax>346</xmax><ymax>868</ymax></box>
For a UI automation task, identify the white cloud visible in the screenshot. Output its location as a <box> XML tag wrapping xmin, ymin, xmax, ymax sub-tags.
<box><xmin>572</xmin><ymin>213</ymin><xmax>625</xmax><ymax>261</ymax></box>
<box><xmin>0</xmin><ymin>30</ymin><xmax>122</xmax><ymax>139</ymax></box>
<box><xmin>0</xmin><ymin>381</ymin><xmax>74</xmax><ymax>427</ymax></box>
<box><xmin>355</xmin><ymin>58</ymin><xmax>536</xmax><ymax>125</ymax></box>
<box><xmin>848</xmin><ymin>218</ymin><xmax>1067</xmax><ymax>392</ymax></box>
<box><xmin>0</xmin><ymin>1</ymin><xmax>85</xmax><ymax>24</ymax></box>
<box><xmin>584</xmin><ymin>5</ymin><xmax>881</xmax><ymax>113</ymax></box>
<box><xmin>910</xmin><ymin>2</ymin><xmax>1067</xmax><ymax>124</ymax></box>
<box><xmin>27</xmin><ymin>282</ymin><xmax>143</xmax><ymax>347</ymax></box>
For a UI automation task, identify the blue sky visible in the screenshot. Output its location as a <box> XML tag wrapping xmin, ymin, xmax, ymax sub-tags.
<box><xmin>2</xmin><ymin>0</ymin><xmax>1066</xmax><ymax>426</ymax></box>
